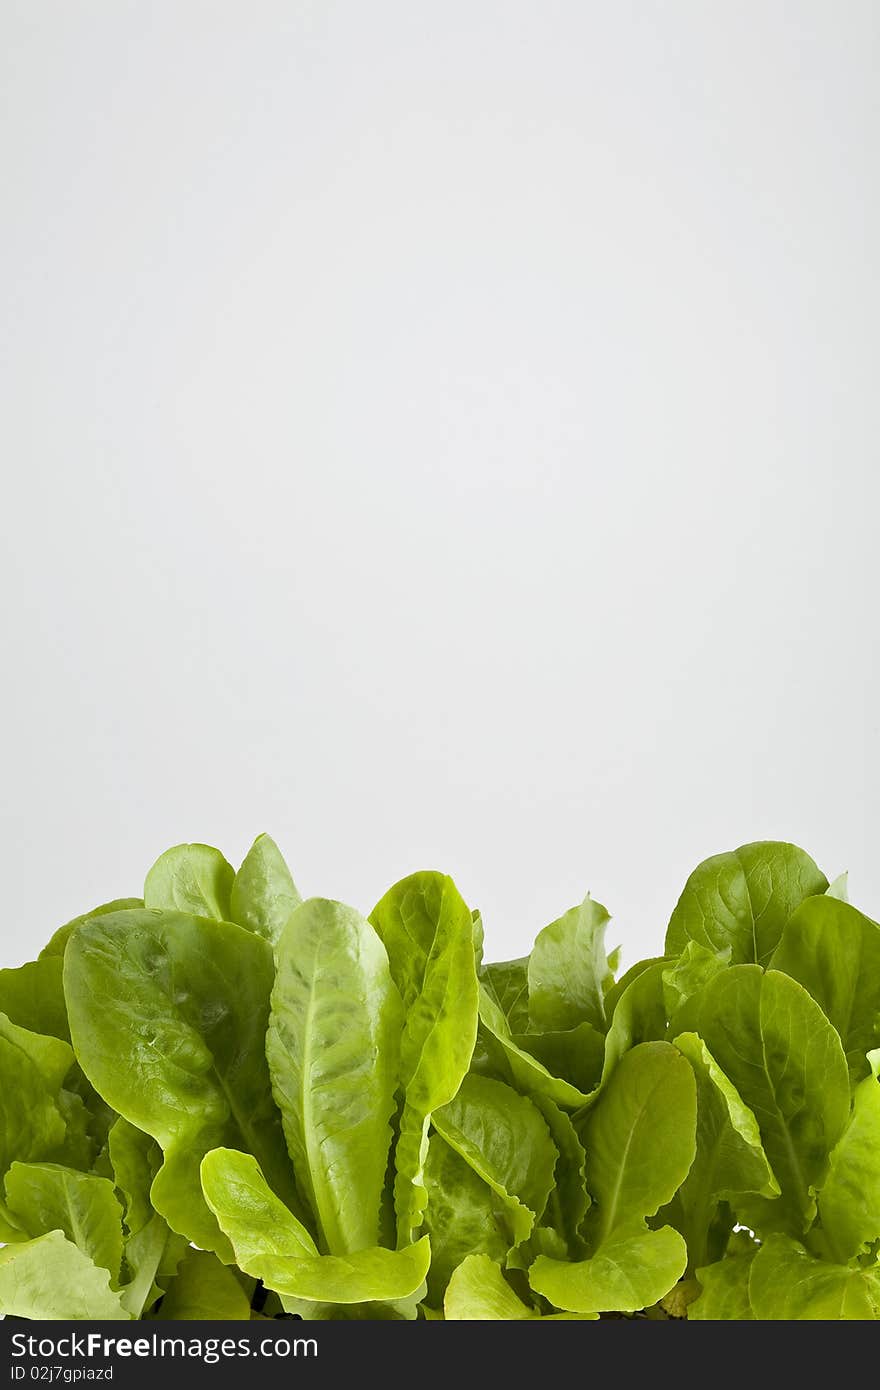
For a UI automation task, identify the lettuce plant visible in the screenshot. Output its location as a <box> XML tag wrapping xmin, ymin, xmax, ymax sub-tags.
<box><xmin>0</xmin><ymin>836</ymin><xmax>878</xmax><ymax>1321</ymax></box>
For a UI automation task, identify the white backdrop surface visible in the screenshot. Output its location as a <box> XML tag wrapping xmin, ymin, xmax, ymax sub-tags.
<box><xmin>1</xmin><ymin>3</ymin><xmax>877</xmax><ymax>967</ymax></box>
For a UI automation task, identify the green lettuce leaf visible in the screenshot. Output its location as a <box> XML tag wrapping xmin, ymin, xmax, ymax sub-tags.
<box><xmin>687</xmin><ymin>966</ymin><xmax>849</xmax><ymax>1234</ymax></box>
<box><xmin>109</xmin><ymin>1117</ymin><xmax>162</xmax><ymax>1238</ymax></box>
<box><xmin>511</xmin><ymin>1024</ymin><xmax>605</xmax><ymax>1095</ymax></box>
<box><xmin>749</xmin><ymin>1235</ymin><xmax>880</xmax><ymax>1319</ymax></box>
<box><xmin>109</xmin><ymin>1118</ymin><xmax>187</xmax><ymax>1317</ymax></box>
<box><xmin>155</xmin><ymin>1249</ymin><xmax>251</xmax><ymax>1320</ymax></box>
<box><xmin>230</xmin><ymin>833</ymin><xmax>301</xmax><ymax>945</ymax></box>
<box><xmin>665</xmin><ymin>841</ymin><xmax>827</xmax><ymax>966</ymax></box>
<box><xmin>55</xmin><ymin>1081</ymin><xmax>102</xmax><ymax>1171</ymax></box>
<box><xmin>0</xmin><ymin>1012</ymin><xmax>72</xmax><ymax>1090</ymax></box>
<box><xmin>478</xmin><ymin>987</ymin><xmax>591</xmax><ymax>1108</ymax></box>
<box><xmin>529</xmin><ymin>1041</ymin><xmax>696</xmax><ymax>1313</ymax></box>
<box><xmin>662</xmin><ymin>942</ymin><xmax>730</xmax><ymax>1026</ymax></box>
<box><xmin>0</xmin><ymin>958</ymin><xmax>69</xmax><ymax>1040</ymax></box>
<box><xmin>0</xmin><ymin>1015</ymin><xmax>71</xmax><ymax>1178</ymax></box>
<box><xmin>666</xmin><ymin>1032</ymin><xmax>778</xmax><ymax>1269</ymax></box>
<box><xmin>600</xmin><ymin>959</ymin><xmax>667</xmax><ymax>1083</ymax></box>
<box><xmin>471</xmin><ymin>910</ymin><xmax>485</xmax><ymax>970</ymax></box>
<box><xmin>64</xmin><ymin>908</ymin><xmax>296</xmax><ymax>1257</ymax></box>
<box><xmin>817</xmin><ymin>1052</ymin><xmax>880</xmax><ymax>1262</ymax></box>
<box><xmin>527</xmin><ymin>896</ymin><xmax>610</xmax><ymax>1033</ymax></box>
<box><xmin>602</xmin><ymin>957</ymin><xmax>662</xmax><ymax>1020</ymax></box>
<box><xmin>422</xmin><ymin>1135</ymin><xmax>513</xmax><ymax>1302</ymax></box>
<box><xmin>144</xmin><ymin>844</ymin><xmax>234</xmax><ymax>920</ymax></box>
<box><xmin>771</xmin><ymin>895</ymin><xmax>880</xmax><ymax>1081</ymax></box>
<box><xmin>201</xmin><ymin>1147</ymin><xmax>318</xmax><ymax>1261</ymax></box>
<box><xmin>690</xmin><ymin>1252</ymin><xmax>755</xmax><ymax>1320</ymax></box>
<box><xmin>5</xmin><ymin>1161</ymin><xmax>124</xmax><ymax>1282</ymax></box>
<box><xmin>0</xmin><ymin>1230</ymin><xmax>129</xmax><ymax>1319</ymax></box>
<box><xmin>266</xmin><ymin>898</ymin><xmax>403</xmax><ymax>1253</ymax></box>
<box><xmin>40</xmin><ymin>899</ymin><xmax>144</xmax><ymax>959</ymax></box>
<box><xmin>370</xmin><ymin>872</ymin><xmax>480</xmax><ymax>1245</ymax></box>
<box><xmin>201</xmin><ymin>1147</ymin><xmax>429</xmax><ymax>1305</ymax></box>
<box><xmin>121</xmin><ymin>1216</ymin><xmax>188</xmax><ymax>1319</ymax></box>
<box><xmin>444</xmin><ymin>1254</ymin><xmax>596</xmax><ymax>1320</ymax></box>
<box><xmin>0</xmin><ymin>1197</ymin><xmax>26</xmax><ymax>1243</ymax></box>
<box><xmin>431</xmin><ymin>1074</ymin><xmax>557</xmax><ymax>1248</ymax></box>
<box><xmin>529</xmin><ymin>1096</ymin><xmax>590</xmax><ymax>1259</ymax></box>
<box><xmin>532</xmin><ymin>1227</ymin><xmax>689</xmax><ymax>1316</ymax></box>
<box><xmin>480</xmin><ymin>957</ymin><xmax>530</xmax><ymax>1032</ymax></box>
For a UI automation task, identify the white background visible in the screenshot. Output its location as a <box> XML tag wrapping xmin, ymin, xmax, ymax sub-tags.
<box><xmin>2</xmin><ymin>2</ymin><xmax>877</xmax><ymax>968</ymax></box>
